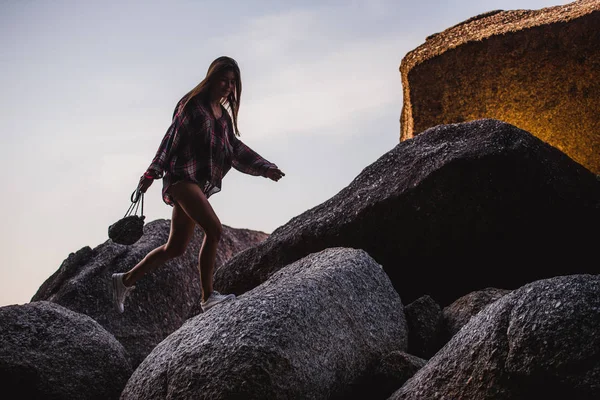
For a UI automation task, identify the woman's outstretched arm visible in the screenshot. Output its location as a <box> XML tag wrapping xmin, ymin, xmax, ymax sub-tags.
<box><xmin>230</xmin><ymin>133</ymin><xmax>285</xmax><ymax>181</ymax></box>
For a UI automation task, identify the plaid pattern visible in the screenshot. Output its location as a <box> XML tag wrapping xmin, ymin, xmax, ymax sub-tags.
<box><xmin>145</xmin><ymin>95</ymin><xmax>275</xmax><ymax>206</ymax></box>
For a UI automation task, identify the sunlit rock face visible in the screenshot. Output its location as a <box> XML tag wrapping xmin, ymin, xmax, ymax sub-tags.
<box><xmin>400</xmin><ymin>0</ymin><xmax>600</xmax><ymax>174</ymax></box>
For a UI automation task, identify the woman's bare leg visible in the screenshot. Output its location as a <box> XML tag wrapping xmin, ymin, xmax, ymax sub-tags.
<box><xmin>122</xmin><ymin>201</ymin><xmax>196</xmax><ymax>287</ymax></box>
<box><xmin>167</xmin><ymin>182</ymin><xmax>222</xmax><ymax>302</ymax></box>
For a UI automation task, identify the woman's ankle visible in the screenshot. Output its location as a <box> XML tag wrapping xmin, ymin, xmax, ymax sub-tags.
<box><xmin>201</xmin><ymin>289</ymin><xmax>213</xmax><ymax>302</ymax></box>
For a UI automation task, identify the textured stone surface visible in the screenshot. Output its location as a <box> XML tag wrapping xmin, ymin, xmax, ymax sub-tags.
<box><xmin>390</xmin><ymin>274</ymin><xmax>600</xmax><ymax>399</ymax></box>
<box><xmin>0</xmin><ymin>301</ymin><xmax>132</xmax><ymax>400</ymax></box>
<box><xmin>122</xmin><ymin>247</ymin><xmax>407</xmax><ymax>400</ymax></box>
<box><xmin>399</xmin><ymin>0</ymin><xmax>600</xmax><ymax>174</ymax></box>
<box><xmin>215</xmin><ymin>119</ymin><xmax>600</xmax><ymax>307</ymax></box>
<box><xmin>31</xmin><ymin>220</ymin><xmax>268</xmax><ymax>368</ymax></box>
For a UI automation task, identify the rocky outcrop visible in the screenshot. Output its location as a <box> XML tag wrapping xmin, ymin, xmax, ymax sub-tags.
<box><xmin>31</xmin><ymin>221</ymin><xmax>268</xmax><ymax>368</ymax></box>
<box><xmin>121</xmin><ymin>248</ymin><xmax>407</xmax><ymax>400</ymax></box>
<box><xmin>390</xmin><ymin>274</ymin><xmax>600</xmax><ymax>399</ymax></box>
<box><xmin>399</xmin><ymin>0</ymin><xmax>600</xmax><ymax>175</ymax></box>
<box><xmin>0</xmin><ymin>301</ymin><xmax>132</xmax><ymax>400</ymax></box>
<box><xmin>5</xmin><ymin>118</ymin><xmax>598</xmax><ymax>398</ymax></box>
<box><xmin>215</xmin><ymin>119</ymin><xmax>600</xmax><ymax>307</ymax></box>
<box><xmin>4</xmin><ymin>272</ymin><xmax>597</xmax><ymax>399</ymax></box>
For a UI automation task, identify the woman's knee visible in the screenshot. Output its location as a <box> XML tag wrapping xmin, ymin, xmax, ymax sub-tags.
<box><xmin>204</xmin><ymin>218</ymin><xmax>222</xmax><ymax>242</ymax></box>
<box><xmin>163</xmin><ymin>242</ymin><xmax>188</xmax><ymax>258</ymax></box>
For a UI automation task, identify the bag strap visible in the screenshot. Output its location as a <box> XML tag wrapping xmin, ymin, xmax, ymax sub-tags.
<box><xmin>124</xmin><ymin>185</ymin><xmax>144</xmax><ymax>218</ymax></box>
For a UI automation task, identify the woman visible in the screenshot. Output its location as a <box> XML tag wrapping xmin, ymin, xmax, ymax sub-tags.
<box><xmin>111</xmin><ymin>56</ymin><xmax>285</xmax><ymax>313</ymax></box>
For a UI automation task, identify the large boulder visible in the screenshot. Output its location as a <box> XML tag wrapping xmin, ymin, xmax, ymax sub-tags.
<box><xmin>215</xmin><ymin>119</ymin><xmax>600</xmax><ymax>307</ymax></box>
<box><xmin>31</xmin><ymin>220</ymin><xmax>268</xmax><ymax>368</ymax></box>
<box><xmin>121</xmin><ymin>247</ymin><xmax>407</xmax><ymax>399</ymax></box>
<box><xmin>390</xmin><ymin>274</ymin><xmax>600</xmax><ymax>399</ymax></box>
<box><xmin>0</xmin><ymin>301</ymin><xmax>132</xmax><ymax>400</ymax></box>
<box><xmin>399</xmin><ymin>0</ymin><xmax>600</xmax><ymax>174</ymax></box>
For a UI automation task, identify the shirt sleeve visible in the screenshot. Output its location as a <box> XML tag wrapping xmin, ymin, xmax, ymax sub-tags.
<box><xmin>230</xmin><ymin>133</ymin><xmax>275</xmax><ymax>177</ymax></box>
<box><xmin>145</xmin><ymin>117</ymin><xmax>182</xmax><ymax>179</ymax></box>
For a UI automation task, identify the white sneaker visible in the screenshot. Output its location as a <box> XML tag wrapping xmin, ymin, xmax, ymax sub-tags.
<box><xmin>201</xmin><ymin>291</ymin><xmax>235</xmax><ymax>312</ymax></box>
<box><xmin>112</xmin><ymin>273</ymin><xmax>134</xmax><ymax>313</ymax></box>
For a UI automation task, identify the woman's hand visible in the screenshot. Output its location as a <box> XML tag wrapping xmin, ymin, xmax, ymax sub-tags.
<box><xmin>266</xmin><ymin>165</ymin><xmax>285</xmax><ymax>182</ymax></box>
<box><xmin>138</xmin><ymin>175</ymin><xmax>154</xmax><ymax>193</ymax></box>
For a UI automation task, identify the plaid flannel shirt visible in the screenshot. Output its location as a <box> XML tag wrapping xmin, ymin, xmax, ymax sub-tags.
<box><xmin>145</xmin><ymin>95</ymin><xmax>275</xmax><ymax>206</ymax></box>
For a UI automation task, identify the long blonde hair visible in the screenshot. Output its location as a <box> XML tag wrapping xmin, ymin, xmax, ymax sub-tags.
<box><xmin>176</xmin><ymin>56</ymin><xmax>242</xmax><ymax>136</ymax></box>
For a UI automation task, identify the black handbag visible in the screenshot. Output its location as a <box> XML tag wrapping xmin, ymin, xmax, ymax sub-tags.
<box><xmin>108</xmin><ymin>186</ymin><xmax>146</xmax><ymax>245</ymax></box>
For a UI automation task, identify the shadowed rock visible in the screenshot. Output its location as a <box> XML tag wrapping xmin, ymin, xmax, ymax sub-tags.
<box><xmin>404</xmin><ymin>295</ymin><xmax>443</xmax><ymax>359</ymax></box>
<box><xmin>121</xmin><ymin>247</ymin><xmax>407</xmax><ymax>400</ymax></box>
<box><xmin>0</xmin><ymin>301</ymin><xmax>132</xmax><ymax>400</ymax></box>
<box><xmin>390</xmin><ymin>274</ymin><xmax>600</xmax><ymax>399</ymax></box>
<box><xmin>31</xmin><ymin>220</ymin><xmax>268</xmax><ymax>368</ymax></box>
<box><xmin>442</xmin><ymin>287</ymin><xmax>512</xmax><ymax>341</ymax></box>
<box><xmin>340</xmin><ymin>351</ymin><xmax>427</xmax><ymax>400</ymax></box>
<box><xmin>215</xmin><ymin>119</ymin><xmax>600</xmax><ymax>307</ymax></box>
<box><xmin>399</xmin><ymin>0</ymin><xmax>600</xmax><ymax>175</ymax></box>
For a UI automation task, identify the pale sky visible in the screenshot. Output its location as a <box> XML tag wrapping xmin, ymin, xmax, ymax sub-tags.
<box><xmin>1</xmin><ymin>0</ymin><xmax>570</xmax><ymax>306</ymax></box>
